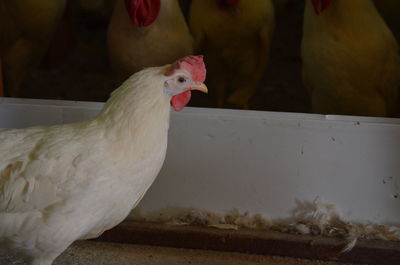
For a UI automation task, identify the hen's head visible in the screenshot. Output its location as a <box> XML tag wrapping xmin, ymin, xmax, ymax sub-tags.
<box><xmin>311</xmin><ymin>0</ymin><xmax>333</xmax><ymax>15</ymax></box>
<box><xmin>125</xmin><ymin>0</ymin><xmax>161</xmax><ymax>27</ymax></box>
<box><xmin>163</xmin><ymin>56</ymin><xmax>207</xmax><ymax>111</ymax></box>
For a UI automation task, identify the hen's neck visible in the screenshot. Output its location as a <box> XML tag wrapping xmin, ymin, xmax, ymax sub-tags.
<box><xmin>95</xmin><ymin>68</ymin><xmax>171</xmax><ymax>146</ymax></box>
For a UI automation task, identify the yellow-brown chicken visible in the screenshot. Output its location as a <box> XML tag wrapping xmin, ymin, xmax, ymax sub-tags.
<box><xmin>302</xmin><ymin>0</ymin><xmax>400</xmax><ymax>117</ymax></box>
<box><xmin>0</xmin><ymin>0</ymin><xmax>66</xmax><ymax>97</ymax></box>
<box><xmin>107</xmin><ymin>0</ymin><xmax>193</xmax><ymax>81</ymax></box>
<box><xmin>374</xmin><ymin>0</ymin><xmax>400</xmax><ymax>43</ymax></box>
<box><xmin>189</xmin><ymin>0</ymin><xmax>275</xmax><ymax>109</ymax></box>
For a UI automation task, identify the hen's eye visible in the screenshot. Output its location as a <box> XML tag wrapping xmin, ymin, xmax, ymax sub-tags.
<box><xmin>178</xmin><ymin>77</ymin><xmax>186</xmax><ymax>83</ymax></box>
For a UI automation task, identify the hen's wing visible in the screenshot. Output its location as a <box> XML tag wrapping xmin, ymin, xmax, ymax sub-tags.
<box><xmin>0</xmin><ymin>123</ymin><xmax>97</xmax><ymax>214</ymax></box>
<box><xmin>0</xmin><ymin>126</ymin><xmax>64</xmax><ymax>213</ymax></box>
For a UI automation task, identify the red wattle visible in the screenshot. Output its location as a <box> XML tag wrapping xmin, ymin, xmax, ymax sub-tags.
<box><xmin>171</xmin><ymin>91</ymin><xmax>191</xmax><ymax>111</ymax></box>
<box><xmin>125</xmin><ymin>0</ymin><xmax>161</xmax><ymax>27</ymax></box>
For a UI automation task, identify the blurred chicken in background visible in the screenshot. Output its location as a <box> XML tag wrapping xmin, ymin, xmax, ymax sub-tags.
<box><xmin>302</xmin><ymin>0</ymin><xmax>400</xmax><ymax>117</ymax></box>
<box><xmin>374</xmin><ymin>0</ymin><xmax>400</xmax><ymax>43</ymax></box>
<box><xmin>189</xmin><ymin>0</ymin><xmax>275</xmax><ymax>109</ymax></box>
<box><xmin>0</xmin><ymin>0</ymin><xmax>67</xmax><ymax>97</ymax></box>
<box><xmin>107</xmin><ymin>0</ymin><xmax>193</xmax><ymax>81</ymax></box>
<box><xmin>42</xmin><ymin>0</ymin><xmax>115</xmax><ymax>68</ymax></box>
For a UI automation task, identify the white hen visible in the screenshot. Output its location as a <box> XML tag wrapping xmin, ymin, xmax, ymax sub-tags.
<box><xmin>107</xmin><ymin>0</ymin><xmax>193</xmax><ymax>80</ymax></box>
<box><xmin>302</xmin><ymin>0</ymin><xmax>400</xmax><ymax>116</ymax></box>
<box><xmin>0</xmin><ymin>56</ymin><xmax>207</xmax><ymax>265</ymax></box>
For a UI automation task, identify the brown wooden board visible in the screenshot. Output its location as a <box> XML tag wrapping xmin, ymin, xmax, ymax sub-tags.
<box><xmin>96</xmin><ymin>221</ymin><xmax>400</xmax><ymax>265</ymax></box>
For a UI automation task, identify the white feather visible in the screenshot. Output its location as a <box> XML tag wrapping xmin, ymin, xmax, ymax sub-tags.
<box><xmin>0</xmin><ymin>66</ymin><xmax>172</xmax><ymax>264</ymax></box>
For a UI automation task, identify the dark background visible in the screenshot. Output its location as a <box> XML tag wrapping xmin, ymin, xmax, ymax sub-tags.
<box><xmin>18</xmin><ymin>0</ymin><xmax>399</xmax><ymax>114</ymax></box>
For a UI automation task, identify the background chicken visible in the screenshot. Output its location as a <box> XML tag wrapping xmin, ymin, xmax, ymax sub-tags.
<box><xmin>107</xmin><ymin>0</ymin><xmax>193</xmax><ymax>81</ymax></box>
<box><xmin>189</xmin><ymin>0</ymin><xmax>275</xmax><ymax>109</ymax></box>
<box><xmin>0</xmin><ymin>0</ymin><xmax>67</xmax><ymax>97</ymax></box>
<box><xmin>0</xmin><ymin>56</ymin><xmax>207</xmax><ymax>265</ymax></box>
<box><xmin>374</xmin><ymin>0</ymin><xmax>400</xmax><ymax>43</ymax></box>
<box><xmin>301</xmin><ymin>0</ymin><xmax>400</xmax><ymax>117</ymax></box>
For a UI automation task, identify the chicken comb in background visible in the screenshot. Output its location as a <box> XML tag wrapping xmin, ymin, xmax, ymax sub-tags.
<box><xmin>125</xmin><ymin>0</ymin><xmax>161</xmax><ymax>27</ymax></box>
<box><xmin>165</xmin><ymin>55</ymin><xmax>206</xmax><ymax>83</ymax></box>
<box><xmin>311</xmin><ymin>0</ymin><xmax>333</xmax><ymax>15</ymax></box>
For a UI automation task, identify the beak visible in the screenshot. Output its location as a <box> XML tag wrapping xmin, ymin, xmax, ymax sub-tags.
<box><xmin>191</xmin><ymin>82</ymin><xmax>208</xmax><ymax>94</ymax></box>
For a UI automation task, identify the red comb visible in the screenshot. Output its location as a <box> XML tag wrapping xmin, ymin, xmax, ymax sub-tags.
<box><xmin>125</xmin><ymin>0</ymin><xmax>161</xmax><ymax>27</ymax></box>
<box><xmin>164</xmin><ymin>56</ymin><xmax>206</xmax><ymax>83</ymax></box>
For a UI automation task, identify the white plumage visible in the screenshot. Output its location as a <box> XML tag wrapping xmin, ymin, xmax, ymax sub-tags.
<box><xmin>0</xmin><ymin>56</ymin><xmax>207</xmax><ymax>265</ymax></box>
<box><xmin>302</xmin><ymin>0</ymin><xmax>400</xmax><ymax>116</ymax></box>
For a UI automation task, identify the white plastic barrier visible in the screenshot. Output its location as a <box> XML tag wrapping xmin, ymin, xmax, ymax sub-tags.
<box><xmin>1</xmin><ymin>97</ymin><xmax>399</xmax><ymax>225</ymax></box>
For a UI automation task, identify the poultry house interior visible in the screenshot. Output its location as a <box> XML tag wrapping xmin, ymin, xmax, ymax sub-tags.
<box><xmin>1</xmin><ymin>0</ymin><xmax>310</xmax><ymax>113</ymax></box>
<box><xmin>3</xmin><ymin>0</ymin><xmax>397</xmax><ymax>118</ymax></box>
<box><xmin>1</xmin><ymin>0</ymin><xmax>400</xmax><ymax>264</ymax></box>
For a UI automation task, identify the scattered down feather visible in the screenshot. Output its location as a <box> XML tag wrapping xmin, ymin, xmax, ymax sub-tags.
<box><xmin>132</xmin><ymin>198</ymin><xmax>400</xmax><ymax>252</ymax></box>
<box><xmin>0</xmin><ymin>56</ymin><xmax>207</xmax><ymax>265</ymax></box>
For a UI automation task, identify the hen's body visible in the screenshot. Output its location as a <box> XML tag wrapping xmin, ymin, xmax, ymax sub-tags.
<box><xmin>0</xmin><ymin>68</ymin><xmax>170</xmax><ymax>265</ymax></box>
<box><xmin>302</xmin><ymin>0</ymin><xmax>400</xmax><ymax>116</ymax></box>
<box><xmin>0</xmin><ymin>0</ymin><xmax>66</xmax><ymax>97</ymax></box>
<box><xmin>189</xmin><ymin>0</ymin><xmax>274</xmax><ymax>108</ymax></box>
<box><xmin>107</xmin><ymin>0</ymin><xmax>193</xmax><ymax>80</ymax></box>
